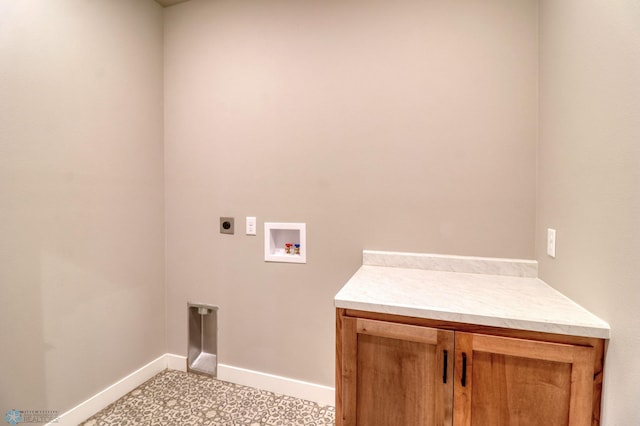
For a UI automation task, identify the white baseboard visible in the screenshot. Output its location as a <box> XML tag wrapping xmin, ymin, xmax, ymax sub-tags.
<box><xmin>50</xmin><ymin>354</ymin><xmax>334</xmax><ymax>425</ymax></box>
<box><xmin>217</xmin><ymin>364</ymin><xmax>335</xmax><ymax>406</ymax></box>
<box><xmin>166</xmin><ymin>353</ymin><xmax>187</xmax><ymax>371</ymax></box>
<box><xmin>52</xmin><ymin>354</ymin><xmax>167</xmax><ymax>426</ymax></box>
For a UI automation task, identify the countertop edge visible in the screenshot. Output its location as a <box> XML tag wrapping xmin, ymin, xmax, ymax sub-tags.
<box><xmin>334</xmin><ymin>298</ymin><xmax>611</xmax><ymax>339</ymax></box>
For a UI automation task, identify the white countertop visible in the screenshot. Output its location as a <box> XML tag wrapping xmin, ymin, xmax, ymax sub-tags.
<box><xmin>335</xmin><ymin>251</ymin><xmax>610</xmax><ymax>339</ymax></box>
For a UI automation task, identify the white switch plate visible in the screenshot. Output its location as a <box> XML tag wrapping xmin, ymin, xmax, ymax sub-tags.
<box><xmin>246</xmin><ymin>216</ymin><xmax>257</xmax><ymax>236</ymax></box>
<box><xmin>547</xmin><ymin>228</ymin><xmax>556</xmax><ymax>258</ymax></box>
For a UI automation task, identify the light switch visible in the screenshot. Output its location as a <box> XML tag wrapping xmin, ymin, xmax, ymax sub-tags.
<box><xmin>246</xmin><ymin>217</ymin><xmax>257</xmax><ymax>236</ymax></box>
<box><xmin>547</xmin><ymin>228</ymin><xmax>556</xmax><ymax>258</ymax></box>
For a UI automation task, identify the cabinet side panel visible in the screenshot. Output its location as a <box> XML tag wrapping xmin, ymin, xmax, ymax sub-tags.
<box><xmin>342</xmin><ymin>316</ymin><xmax>358</xmax><ymax>426</ymax></box>
<box><xmin>336</xmin><ymin>309</ymin><xmax>345</xmax><ymax>426</ymax></box>
<box><xmin>591</xmin><ymin>339</ymin><xmax>605</xmax><ymax>426</ymax></box>
<box><xmin>356</xmin><ymin>334</ymin><xmax>437</xmax><ymax>426</ymax></box>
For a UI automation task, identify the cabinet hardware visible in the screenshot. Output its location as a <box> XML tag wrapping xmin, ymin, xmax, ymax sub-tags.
<box><xmin>443</xmin><ymin>350</ymin><xmax>448</xmax><ymax>384</ymax></box>
<box><xmin>461</xmin><ymin>352</ymin><xmax>467</xmax><ymax>387</ymax></box>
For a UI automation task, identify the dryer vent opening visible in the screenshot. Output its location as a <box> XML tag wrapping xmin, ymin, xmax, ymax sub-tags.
<box><xmin>187</xmin><ymin>303</ymin><xmax>218</xmax><ymax>377</ymax></box>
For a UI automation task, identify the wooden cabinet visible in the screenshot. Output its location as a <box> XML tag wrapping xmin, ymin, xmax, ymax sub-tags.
<box><xmin>336</xmin><ymin>309</ymin><xmax>604</xmax><ymax>426</ymax></box>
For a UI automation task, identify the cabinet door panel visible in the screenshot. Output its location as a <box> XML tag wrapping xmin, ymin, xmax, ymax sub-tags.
<box><xmin>342</xmin><ymin>317</ymin><xmax>454</xmax><ymax>426</ymax></box>
<box><xmin>471</xmin><ymin>351</ymin><xmax>572</xmax><ymax>425</ymax></box>
<box><xmin>454</xmin><ymin>332</ymin><xmax>595</xmax><ymax>426</ymax></box>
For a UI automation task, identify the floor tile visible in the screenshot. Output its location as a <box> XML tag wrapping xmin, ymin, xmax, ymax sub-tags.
<box><xmin>81</xmin><ymin>370</ymin><xmax>335</xmax><ymax>426</ymax></box>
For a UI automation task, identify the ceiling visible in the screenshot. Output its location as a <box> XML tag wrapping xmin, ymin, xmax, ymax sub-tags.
<box><xmin>154</xmin><ymin>0</ymin><xmax>191</xmax><ymax>7</ymax></box>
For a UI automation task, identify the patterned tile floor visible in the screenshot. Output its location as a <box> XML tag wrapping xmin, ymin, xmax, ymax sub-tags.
<box><xmin>81</xmin><ymin>369</ymin><xmax>335</xmax><ymax>426</ymax></box>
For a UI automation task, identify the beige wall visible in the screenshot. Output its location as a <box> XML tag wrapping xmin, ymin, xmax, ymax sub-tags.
<box><xmin>0</xmin><ymin>0</ymin><xmax>165</xmax><ymax>415</ymax></box>
<box><xmin>10</xmin><ymin>1</ymin><xmax>636</xmax><ymax>422</ymax></box>
<box><xmin>165</xmin><ymin>0</ymin><xmax>538</xmax><ymax>386</ymax></box>
<box><xmin>538</xmin><ymin>0</ymin><xmax>640</xmax><ymax>423</ymax></box>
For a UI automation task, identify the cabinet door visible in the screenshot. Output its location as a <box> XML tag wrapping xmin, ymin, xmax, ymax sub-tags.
<box><xmin>454</xmin><ymin>332</ymin><xmax>596</xmax><ymax>426</ymax></box>
<box><xmin>341</xmin><ymin>317</ymin><xmax>455</xmax><ymax>426</ymax></box>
